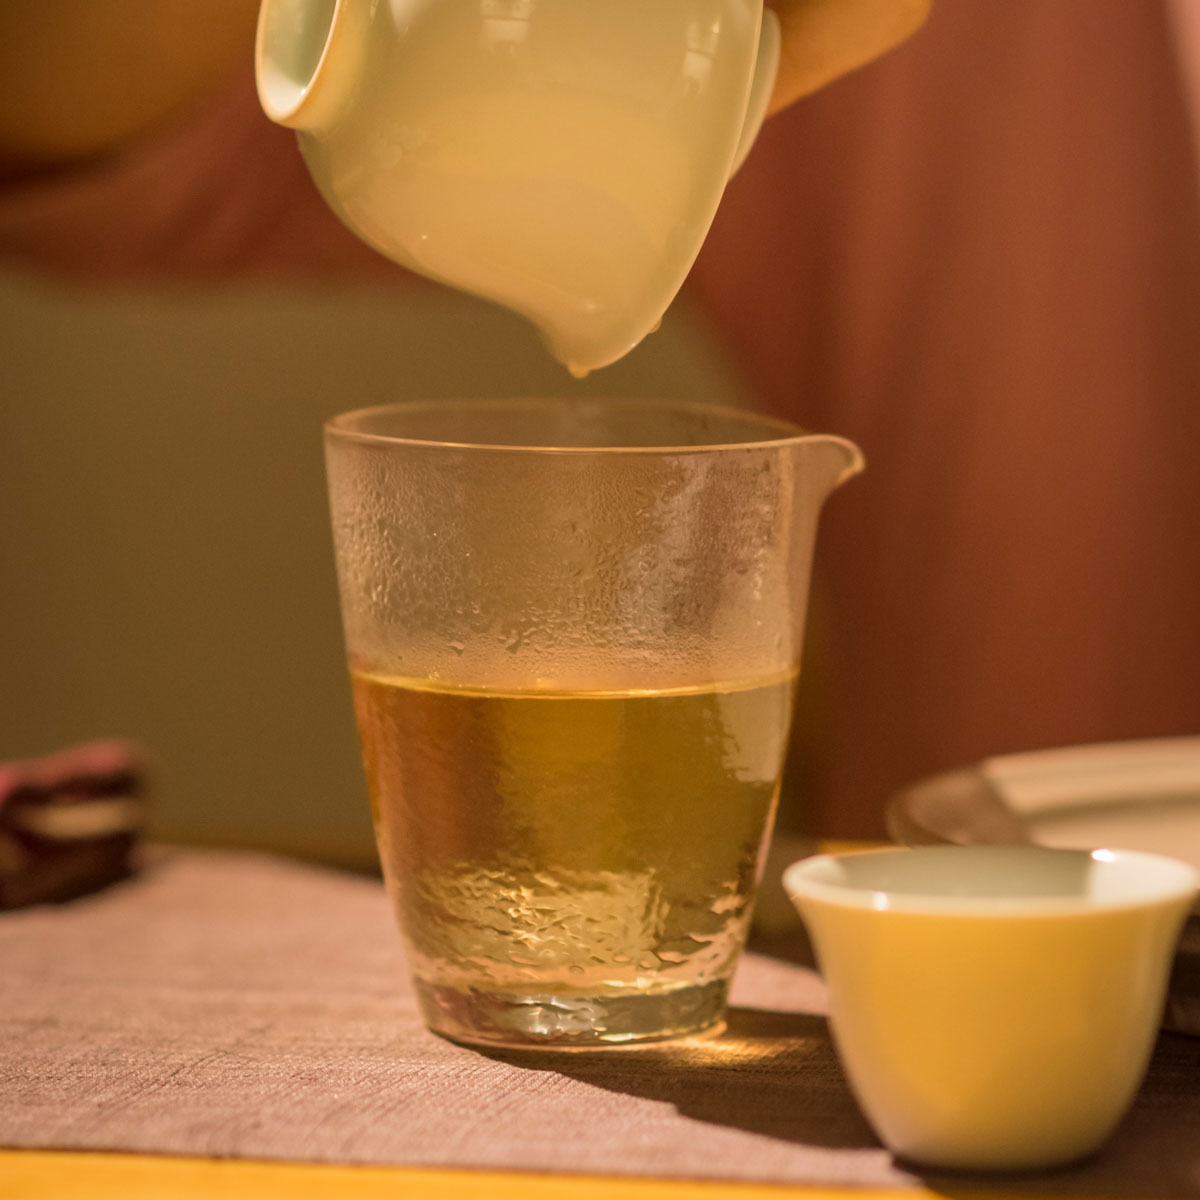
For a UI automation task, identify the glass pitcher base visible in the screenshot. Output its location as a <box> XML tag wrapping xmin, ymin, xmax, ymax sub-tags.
<box><xmin>414</xmin><ymin>977</ymin><xmax>730</xmax><ymax>1050</ymax></box>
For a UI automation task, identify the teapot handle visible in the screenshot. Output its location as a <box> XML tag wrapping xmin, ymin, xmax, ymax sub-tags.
<box><xmin>729</xmin><ymin>7</ymin><xmax>780</xmax><ymax>176</ymax></box>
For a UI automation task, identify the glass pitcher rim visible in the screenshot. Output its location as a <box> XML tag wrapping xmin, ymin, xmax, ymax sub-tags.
<box><xmin>325</xmin><ymin>397</ymin><xmax>861</xmax><ymax>459</ymax></box>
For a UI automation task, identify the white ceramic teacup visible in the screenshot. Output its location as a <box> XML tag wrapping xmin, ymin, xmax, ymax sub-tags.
<box><xmin>256</xmin><ymin>0</ymin><xmax>780</xmax><ymax>376</ymax></box>
<box><xmin>783</xmin><ymin>845</ymin><xmax>1198</xmax><ymax>1172</ymax></box>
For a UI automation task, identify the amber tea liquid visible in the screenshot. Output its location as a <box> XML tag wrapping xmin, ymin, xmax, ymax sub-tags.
<box><xmin>351</xmin><ymin>668</ymin><xmax>796</xmax><ymax>1046</ymax></box>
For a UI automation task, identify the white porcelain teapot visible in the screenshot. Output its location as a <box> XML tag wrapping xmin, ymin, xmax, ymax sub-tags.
<box><xmin>256</xmin><ymin>0</ymin><xmax>780</xmax><ymax>374</ymax></box>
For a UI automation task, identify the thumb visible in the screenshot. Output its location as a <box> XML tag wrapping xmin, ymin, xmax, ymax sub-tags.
<box><xmin>766</xmin><ymin>0</ymin><xmax>931</xmax><ymax>113</ymax></box>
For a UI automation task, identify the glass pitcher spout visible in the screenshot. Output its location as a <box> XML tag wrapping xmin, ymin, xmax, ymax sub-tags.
<box><xmin>799</xmin><ymin>433</ymin><xmax>866</xmax><ymax>499</ymax></box>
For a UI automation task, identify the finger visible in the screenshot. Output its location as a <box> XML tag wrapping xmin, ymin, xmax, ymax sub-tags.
<box><xmin>766</xmin><ymin>0</ymin><xmax>932</xmax><ymax>113</ymax></box>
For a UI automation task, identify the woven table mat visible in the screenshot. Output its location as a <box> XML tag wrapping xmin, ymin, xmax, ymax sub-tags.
<box><xmin>1</xmin><ymin>848</ymin><xmax>1198</xmax><ymax>1194</ymax></box>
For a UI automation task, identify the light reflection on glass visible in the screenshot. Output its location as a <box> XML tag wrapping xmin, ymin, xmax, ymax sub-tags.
<box><xmin>482</xmin><ymin>0</ymin><xmax>535</xmax><ymax>48</ymax></box>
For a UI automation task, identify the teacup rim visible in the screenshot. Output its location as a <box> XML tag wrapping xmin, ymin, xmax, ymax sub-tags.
<box><xmin>782</xmin><ymin>844</ymin><xmax>1200</xmax><ymax>917</ymax></box>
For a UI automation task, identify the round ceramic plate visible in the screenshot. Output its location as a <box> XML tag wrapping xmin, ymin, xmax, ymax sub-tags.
<box><xmin>886</xmin><ymin>736</ymin><xmax>1200</xmax><ymax>1037</ymax></box>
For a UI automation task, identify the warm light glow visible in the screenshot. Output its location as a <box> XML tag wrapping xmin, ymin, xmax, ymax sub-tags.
<box><xmin>683</xmin><ymin>18</ymin><xmax>720</xmax><ymax>88</ymax></box>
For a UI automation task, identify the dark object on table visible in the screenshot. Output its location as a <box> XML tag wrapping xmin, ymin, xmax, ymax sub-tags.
<box><xmin>0</xmin><ymin>739</ymin><xmax>147</xmax><ymax>909</ymax></box>
<box><xmin>886</xmin><ymin>736</ymin><xmax>1200</xmax><ymax>1037</ymax></box>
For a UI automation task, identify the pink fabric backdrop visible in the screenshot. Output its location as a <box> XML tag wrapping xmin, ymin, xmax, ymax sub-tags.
<box><xmin>2</xmin><ymin>1</ymin><xmax>1198</xmax><ymax>836</ymax></box>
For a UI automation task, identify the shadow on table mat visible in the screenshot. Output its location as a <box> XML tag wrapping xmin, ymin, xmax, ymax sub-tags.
<box><xmin>480</xmin><ymin>1011</ymin><xmax>1200</xmax><ymax>1197</ymax></box>
<box><xmin>481</xmin><ymin>1006</ymin><xmax>878</xmax><ymax>1151</ymax></box>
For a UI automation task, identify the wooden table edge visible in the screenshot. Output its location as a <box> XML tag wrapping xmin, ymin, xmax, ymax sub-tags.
<box><xmin>1</xmin><ymin>1149</ymin><xmax>1095</xmax><ymax>1200</ymax></box>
